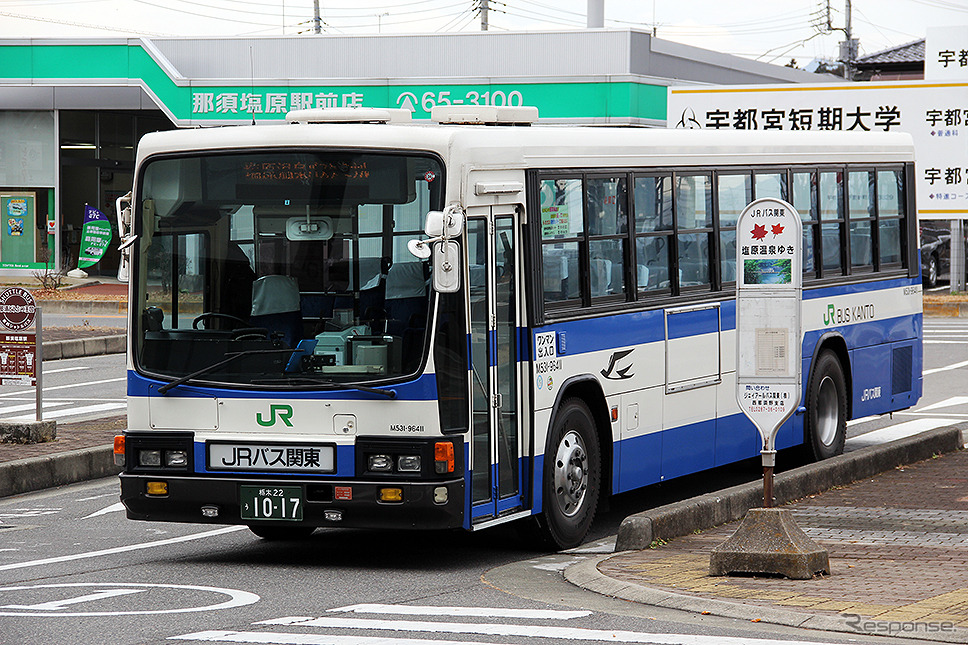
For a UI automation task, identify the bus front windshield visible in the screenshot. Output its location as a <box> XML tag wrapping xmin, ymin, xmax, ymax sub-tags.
<box><xmin>133</xmin><ymin>150</ymin><xmax>443</xmax><ymax>388</ymax></box>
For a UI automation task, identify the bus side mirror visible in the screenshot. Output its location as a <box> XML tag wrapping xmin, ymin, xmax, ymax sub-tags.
<box><xmin>433</xmin><ymin>241</ymin><xmax>460</xmax><ymax>293</ymax></box>
<box><xmin>409</xmin><ymin>205</ymin><xmax>464</xmax><ymax>293</ymax></box>
<box><xmin>425</xmin><ymin>207</ymin><xmax>464</xmax><ymax>238</ymax></box>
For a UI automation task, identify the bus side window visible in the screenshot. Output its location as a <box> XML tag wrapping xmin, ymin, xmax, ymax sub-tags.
<box><xmin>675</xmin><ymin>173</ymin><xmax>712</xmax><ymax>290</ymax></box>
<box><xmin>876</xmin><ymin>169</ymin><xmax>904</xmax><ymax>266</ymax></box>
<box><xmin>586</xmin><ymin>176</ymin><xmax>627</xmax><ymax>299</ymax></box>
<box><xmin>633</xmin><ymin>175</ymin><xmax>673</xmax><ymax>295</ymax></box>
<box><xmin>539</xmin><ymin>178</ymin><xmax>584</xmax><ymax>305</ymax></box>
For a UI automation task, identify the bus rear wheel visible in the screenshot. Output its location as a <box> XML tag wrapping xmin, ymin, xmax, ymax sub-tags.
<box><xmin>805</xmin><ymin>350</ymin><xmax>847</xmax><ymax>461</ymax></box>
<box><xmin>539</xmin><ymin>398</ymin><xmax>601</xmax><ymax>550</ymax></box>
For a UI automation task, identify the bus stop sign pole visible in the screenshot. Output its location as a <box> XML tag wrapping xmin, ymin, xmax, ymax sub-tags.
<box><xmin>734</xmin><ymin>198</ymin><xmax>803</xmax><ymax>506</ymax></box>
<box><xmin>709</xmin><ymin>198</ymin><xmax>828</xmax><ymax>579</ymax></box>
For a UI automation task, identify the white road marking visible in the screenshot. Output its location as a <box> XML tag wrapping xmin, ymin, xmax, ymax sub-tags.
<box><xmin>846</xmin><ymin>414</ymin><xmax>878</xmax><ymax>427</ymax></box>
<box><xmin>0</xmin><ymin>508</ymin><xmax>60</xmax><ymax>519</ymax></box>
<box><xmin>43</xmin><ymin>366</ymin><xmax>91</xmax><ymax>374</ymax></box>
<box><xmin>0</xmin><ymin>376</ymin><xmax>125</xmax><ymax>398</ymax></box>
<box><xmin>0</xmin><ymin>582</ymin><xmax>258</xmax><ymax>617</ymax></box>
<box><xmin>171</xmin><ymin>632</ymin><xmax>514</xmax><ymax>645</ymax></box>
<box><xmin>245</xmin><ymin>616</ymin><xmax>844</xmax><ymax>645</ymax></box>
<box><xmin>2</xmin><ymin>588</ymin><xmax>144</xmax><ymax>611</ymax></box>
<box><xmin>924</xmin><ymin>359</ymin><xmax>968</xmax><ymax>376</ymax></box>
<box><xmin>329</xmin><ymin>604</ymin><xmax>591</xmax><ymax>619</ymax></box>
<box><xmin>76</xmin><ymin>493</ymin><xmax>119</xmax><ymax>502</ymax></box>
<box><xmin>7</xmin><ymin>402</ymin><xmax>126</xmax><ymax>421</ymax></box>
<box><xmin>918</xmin><ymin>396</ymin><xmax>968</xmax><ymax>412</ymax></box>
<box><xmin>0</xmin><ymin>526</ymin><xmax>245</xmax><ymax>572</ymax></box>
<box><xmin>923</xmin><ymin>340</ymin><xmax>968</xmax><ymax>344</ymax></box>
<box><xmin>0</xmin><ymin>401</ymin><xmax>71</xmax><ymax>415</ymax></box>
<box><xmin>82</xmin><ymin>502</ymin><xmax>125</xmax><ymax>519</ymax></box>
<box><xmin>847</xmin><ymin>418</ymin><xmax>953</xmax><ymax>447</ymax></box>
<box><xmin>898</xmin><ymin>411</ymin><xmax>968</xmax><ymax>418</ymax></box>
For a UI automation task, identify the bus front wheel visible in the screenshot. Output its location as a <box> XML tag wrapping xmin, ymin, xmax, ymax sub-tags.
<box><xmin>805</xmin><ymin>351</ymin><xmax>847</xmax><ymax>461</ymax></box>
<box><xmin>539</xmin><ymin>398</ymin><xmax>601</xmax><ymax>550</ymax></box>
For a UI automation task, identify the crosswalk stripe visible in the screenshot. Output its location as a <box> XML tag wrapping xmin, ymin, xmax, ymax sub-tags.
<box><xmin>0</xmin><ymin>377</ymin><xmax>125</xmax><ymax>398</ymax></box>
<box><xmin>253</xmin><ymin>616</ymin><xmax>837</xmax><ymax>645</ymax></box>
<box><xmin>0</xmin><ymin>401</ymin><xmax>72</xmax><ymax>415</ymax></box>
<box><xmin>171</xmin><ymin>628</ymin><xmax>841</xmax><ymax>645</ymax></box>
<box><xmin>328</xmin><ymin>604</ymin><xmax>590</xmax><ymax>619</ymax></box>
<box><xmin>170</xmin><ymin>631</ymin><xmax>513</xmax><ymax>645</ymax></box>
<box><xmin>6</xmin><ymin>402</ymin><xmax>126</xmax><ymax>421</ymax></box>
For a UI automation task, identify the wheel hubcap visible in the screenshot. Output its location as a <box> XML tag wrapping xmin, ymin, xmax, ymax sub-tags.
<box><xmin>553</xmin><ymin>430</ymin><xmax>588</xmax><ymax>517</ymax></box>
<box><xmin>816</xmin><ymin>375</ymin><xmax>839</xmax><ymax>446</ymax></box>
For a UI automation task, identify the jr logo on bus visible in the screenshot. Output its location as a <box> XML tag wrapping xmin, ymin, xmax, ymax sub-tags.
<box><xmin>256</xmin><ymin>404</ymin><xmax>294</xmax><ymax>427</ymax></box>
<box><xmin>823</xmin><ymin>303</ymin><xmax>876</xmax><ymax>326</ymax></box>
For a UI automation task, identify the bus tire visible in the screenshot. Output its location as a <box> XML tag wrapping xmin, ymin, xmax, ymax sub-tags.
<box><xmin>805</xmin><ymin>350</ymin><xmax>847</xmax><ymax>461</ymax></box>
<box><xmin>539</xmin><ymin>398</ymin><xmax>601</xmax><ymax>550</ymax></box>
<box><xmin>248</xmin><ymin>525</ymin><xmax>316</xmax><ymax>540</ymax></box>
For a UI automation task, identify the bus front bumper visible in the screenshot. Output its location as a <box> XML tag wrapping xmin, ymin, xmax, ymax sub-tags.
<box><xmin>119</xmin><ymin>474</ymin><xmax>465</xmax><ymax>530</ymax></box>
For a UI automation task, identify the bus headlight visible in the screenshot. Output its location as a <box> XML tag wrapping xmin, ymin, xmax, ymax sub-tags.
<box><xmin>165</xmin><ymin>450</ymin><xmax>189</xmax><ymax>467</ymax></box>
<box><xmin>139</xmin><ymin>450</ymin><xmax>162</xmax><ymax>467</ymax></box>
<box><xmin>397</xmin><ymin>455</ymin><xmax>421</xmax><ymax>472</ymax></box>
<box><xmin>368</xmin><ymin>454</ymin><xmax>393</xmax><ymax>472</ymax></box>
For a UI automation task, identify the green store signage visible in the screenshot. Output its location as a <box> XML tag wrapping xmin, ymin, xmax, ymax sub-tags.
<box><xmin>1</xmin><ymin>42</ymin><xmax>668</xmax><ymax>124</ymax></box>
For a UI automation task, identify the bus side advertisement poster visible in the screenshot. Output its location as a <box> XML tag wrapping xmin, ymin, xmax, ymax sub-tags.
<box><xmin>734</xmin><ymin>198</ymin><xmax>803</xmax><ymax>460</ymax></box>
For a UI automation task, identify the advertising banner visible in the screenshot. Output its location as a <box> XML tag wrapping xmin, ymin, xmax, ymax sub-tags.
<box><xmin>669</xmin><ymin>79</ymin><xmax>968</xmax><ymax>220</ymax></box>
<box><xmin>77</xmin><ymin>205</ymin><xmax>113</xmax><ymax>269</ymax></box>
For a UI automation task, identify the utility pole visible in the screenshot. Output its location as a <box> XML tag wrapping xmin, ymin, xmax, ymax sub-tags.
<box><xmin>587</xmin><ymin>0</ymin><xmax>604</xmax><ymax>29</ymax></box>
<box><xmin>313</xmin><ymin>0</ymin><xmax>321</xmax><ymax>34</ymax></box>
<box><xmin>842</xmin><ymin>0</ymin><xmax>855</xmax><ymax>81</ymax></box>
<box><xmin>825</xmin><ymin>0</ymin><xmax>857</xmax><ymax>80</ymax></box>
<box><xmin>480</xmin><ymin>0</ymin><xmax>488</xmax><ymax>31</ymax></box>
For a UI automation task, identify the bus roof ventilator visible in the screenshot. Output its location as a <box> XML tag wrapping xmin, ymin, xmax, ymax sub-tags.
<box><xmin>285</xmin><ymin>107</ymin><xmax>413</xmax><ymax>124</ymax></box>
<box><xmin>431</xmin><ymin>105</ymin><xmax>538</xmax><ymax>125</ymax></box>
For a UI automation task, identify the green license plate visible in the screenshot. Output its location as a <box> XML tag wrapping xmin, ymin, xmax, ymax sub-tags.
<box><xmin>240</xmin><ymin>485</ymin><xmax>303</xmax><ymax>521</ymax></box>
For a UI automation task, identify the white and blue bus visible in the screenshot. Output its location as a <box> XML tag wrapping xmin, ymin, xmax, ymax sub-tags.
<box><xmin>116</xmin><ymin>107</ymin><xmax>921</xmax><ymax>549</ymax></box>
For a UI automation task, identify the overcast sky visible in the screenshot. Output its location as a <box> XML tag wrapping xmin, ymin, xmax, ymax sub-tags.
<box><xmin>0</xmin><ymin>0</ymin><xmax>965</xmax><ymax>67</ymax></box>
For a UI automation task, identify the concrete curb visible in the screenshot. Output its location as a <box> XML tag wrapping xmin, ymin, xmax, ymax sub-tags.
<box><xmin>0</xmin><ymin>445</ymin><xmax>120</xmax><ymax>499</ymax></box>
<box><xmin>36</xmin><ymin>300</ymin><xmax>128</xmax><ymax>315</ymax></box>
<box><xmin>43</xmin><ymin>335</ymin><xmax>126</xmax><ymax>360</ymax></box>
<box><xmin>924</xmin><ymin>302</ymin><xmax>968</xmax><ymax>318</ymax></box>
<box><xmin>564</xmin><ymin>425</ymin><xmax>968</xmax><ymax>642</ymax></box>
<box><xmin>615</xmin><ymin>425</ymin><xmax>965</xmax><ymax>551</ymax></box>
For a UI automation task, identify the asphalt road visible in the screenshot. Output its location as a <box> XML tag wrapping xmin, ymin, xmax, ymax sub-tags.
<box><xmin>0</xmin><ymin>319</ymin><xmax>965</xmax><ymax>644</ymax></box>
<box><xmin>0</xmin><ymin>353</ymin><xmax>126</xmax><ymax>425</ymax></box>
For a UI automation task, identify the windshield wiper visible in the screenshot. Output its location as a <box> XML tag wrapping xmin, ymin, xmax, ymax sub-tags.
<box><xmin>251</xmin><ymin>376</ymin><xmax>397</xmax><ymax>399</ymax></box>
<box><xmin>157</xmin><ymin>348</ymin><xmax>302</xmax><ymax>395</ymax></box>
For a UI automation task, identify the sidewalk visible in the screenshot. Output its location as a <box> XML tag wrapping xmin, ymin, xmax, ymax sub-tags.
<box><xmin>570</xmin><ymin>438</ymin><xmax>968</xmax><ymax>642</ymax></box>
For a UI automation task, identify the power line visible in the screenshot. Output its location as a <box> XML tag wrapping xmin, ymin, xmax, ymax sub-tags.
<box><xmin>0</xmin><ymin>8</ymin><xmax>171</xmax><ymax>36</ymax></box>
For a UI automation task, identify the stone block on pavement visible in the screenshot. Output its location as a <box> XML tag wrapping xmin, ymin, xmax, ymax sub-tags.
<box><xmin>0</xmin><ymin>419</ymin><xmax>56</xmax><ymax>444</ymax></box>
<box><xmin>709</xmin><ymin>507</ymin><xmax>830</xmax><ymax>580</ymax></box>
